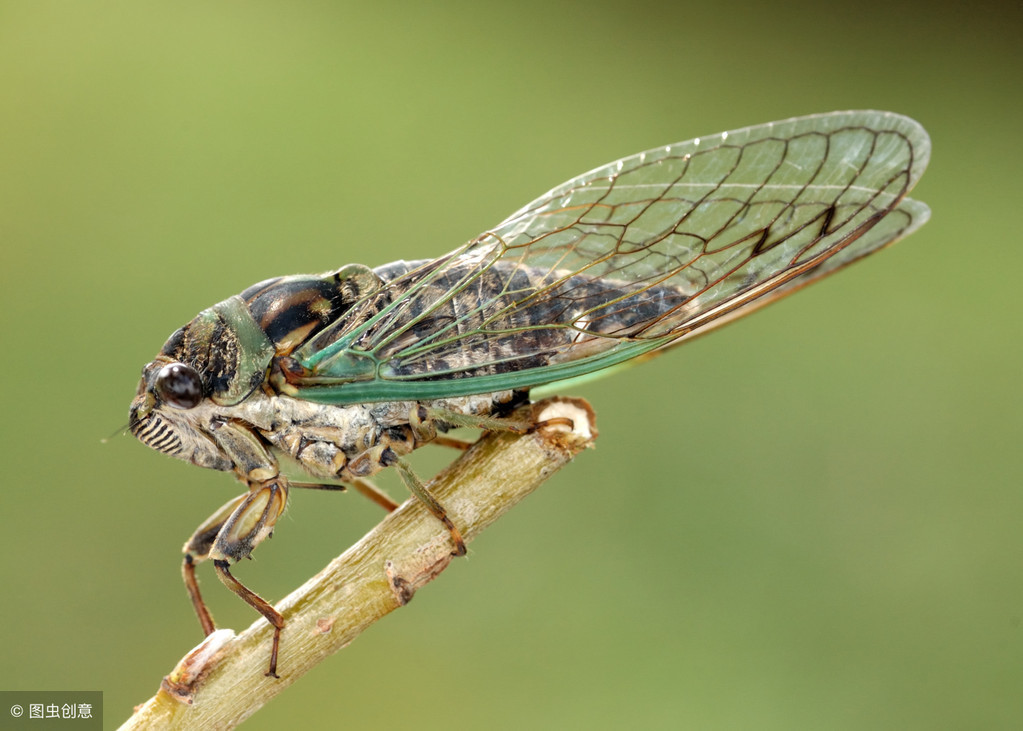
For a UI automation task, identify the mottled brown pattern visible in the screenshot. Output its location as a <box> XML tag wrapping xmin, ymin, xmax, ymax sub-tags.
<box><xmin>350</xmin><ymin>260</ymin><xmax>689</xmax><ymax>379</ymax></box>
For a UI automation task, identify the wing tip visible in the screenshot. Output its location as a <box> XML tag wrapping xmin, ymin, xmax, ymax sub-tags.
<box><xmin>740</xmin><ymin>109</ymin><xmax>930</xmax><ymax>180</ymax></box>
<box><xmin>796</xmin><ymin>109</ymin><xmax>931</xmax><ymax>186</ymax></box>
<box><xmin>898</xmin><ymin>197</ymin><xmax>932</xmax><ymax>237</ymax></box>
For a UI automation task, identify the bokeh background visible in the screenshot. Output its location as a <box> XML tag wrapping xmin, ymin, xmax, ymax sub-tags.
<box><xmin>1</xmin><ymin>1</ymin><xmax>1020</xmax><ymax>728</ymax></box>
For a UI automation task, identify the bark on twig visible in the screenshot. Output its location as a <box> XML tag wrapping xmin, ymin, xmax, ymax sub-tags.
<box><xmin>119</xmin><ymin>397</ymin><xmax>597</xmax><ymax>730</ymax></box>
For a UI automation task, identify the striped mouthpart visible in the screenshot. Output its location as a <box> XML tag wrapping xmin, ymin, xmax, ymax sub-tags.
<box><xmin>131</xmin><ymin>414</ymin><xmax>184</xmax><ymax>456</ymax></box>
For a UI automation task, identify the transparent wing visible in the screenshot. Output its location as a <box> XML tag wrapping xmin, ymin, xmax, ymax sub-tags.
<box><xmin>292</xmin><ymin>110</ymin><xmax>930</xmax><ymax>404</ymax></box>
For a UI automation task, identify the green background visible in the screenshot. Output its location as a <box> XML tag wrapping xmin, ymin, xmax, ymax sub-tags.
<box><xmin>1</xmin><ymin>1</ymin><xmax>1020</xmax><ymax>729</ymax></box>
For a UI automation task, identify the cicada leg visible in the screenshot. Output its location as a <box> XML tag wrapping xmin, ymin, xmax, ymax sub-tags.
<box><xmin>422</xmin><ymin>405</ymin><xmax>575</xmax><ymax>435</ymax></box>
<box><xmin>287</xmin><ymin>478</ymin><xmax>399</xmax><ymax>513</ymax></box>
<box><xmin>342</xmin><ymin>438</ymin><xmax>466</xmax><ymax>555</ymax></box>
<box><xmin>182</xmin><ymin>492</ymin><xmax>251</xmax><ymax>638</ymax></box>
<box><xmin>414</xmin><ymin>407</ymin><xmax>570</xmax><ymax>451</ymax></box>
<box><xmin>406</xmin><ymin>405</ymin><xmax>475</xmax><ymax>451</ymax></box>
<box><xmin>419</xmin><ymin>405</ymin><xmax>532</xmax><ymax>434</ymax></box>
<box><xmin>213</xmin><ymin>561</ymin><xmax>284</xmax><ymax>678</ymax></box>
<box><xmin>384</xmin><ymin>403</ymin><xmax>574</xmax><ymax>557</ymax></box>
<box><xmin>389</xmin><ymin>452</ymin><xmax>467</xmax><ymax>557</ymax></box>
<box><xmin>430</xmin><ymin>435</ymin><xmax>474</xmax><ymax>451</ymax></box>
<box><xmin>182</xmin><ymin>479</ymin><xmax>289</xmax><ymax>677</ymax></box>
<box><xmin>349</xmin><ymin>477</ymin><xmax>401</xmax><ymax>512</ymax></box>
<box><xmin>415</xmin><ymin>403</ymin><xmax>563</xmax><ymax>447</ymax></box>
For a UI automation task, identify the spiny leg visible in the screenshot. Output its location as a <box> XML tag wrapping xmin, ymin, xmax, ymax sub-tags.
<box><xmin>215</xmin><ymin>560</ymin><xmax>284</xmax><ymax>678</ymax></box>
<box><xmin>420</xmin><ymin>406</ymin><xmax>532</xmax><ymax>434</ymax></box>
<box><xmin>389</xmin><ymin>403</ymin><xmax>575</xmax><ymax>556</ymax></box>
<box><xmin>350</xmin><ymin>477</ymin><xmax>400</xmax><ymax>512</ymax></box>
<box><xmin>422</xmin><ymin>405</ymin><xmax>575</xmax><ymax>435</ymax></box>
<box><xmin>387</xmin><ymin>450</ymin><xmax>466</xmax><ymax>556</ymax></box>
<box><xmin>289</xmin><ymin>478</ymin><xmax>399</xmax><ymax>513</ymax></box>
<box><xmin>527</xmin><ymin>416</ymin><xmax>576</xmax><ymax>432</ymax></box>
<box><xmin>182</xmin><ymin>492</ymin><xmax>253</xmax><ymax>638</ymax></box>
<box><xmin>182</xmin><ymin>480</ymin><xmax>290</xmax><ymax>677</ymax></box>
<box><xmin>183</xmin><ymin>554</ymin><xmax>215</xmax><ymax>636</ymax></box>
<box><xmin>430</xmin><ymin>435</ymin><xmax>475</xmax><ymax>451</ymax></box>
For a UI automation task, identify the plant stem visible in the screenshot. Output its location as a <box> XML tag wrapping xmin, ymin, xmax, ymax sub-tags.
<box><xmin>118</xmin><ymin>397</ymin><xmax>597</xmax><ymax>730</ymax></box>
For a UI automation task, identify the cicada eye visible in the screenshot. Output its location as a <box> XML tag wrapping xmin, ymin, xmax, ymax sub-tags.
<box><xmin>154</xmin><ymin>362</ymin><xmax>203</xmax><ymax>409</ymax></box>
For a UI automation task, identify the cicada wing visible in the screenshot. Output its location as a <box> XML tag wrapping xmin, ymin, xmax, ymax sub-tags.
<box><xmin>293</xmin><ymin>111</ymin><xmax>930</xmax><ymax>404</ymax></box>
<box><xmin>656</xmin><ymin>195</ymin><xmax>931</xmax><ymax>347</ymax></box>
<box><xmin>527</xmin><ymin>194</ymin><xmax>931</xmax><ymax>398</ymax></box>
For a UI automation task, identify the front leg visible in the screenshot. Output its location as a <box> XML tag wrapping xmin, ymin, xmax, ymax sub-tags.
<box><xmin>182</xmin><ymin>492</ymin><xmax>250</xmax><ymax>637</ymax></box>
<box><xmin>181</xmin><ymin>479</ymin><xmax>289</xmax><ymax>677</ymax></box>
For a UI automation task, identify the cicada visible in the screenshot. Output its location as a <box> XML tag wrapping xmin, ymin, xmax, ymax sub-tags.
<box><xmin>129</xmin><ymin>110</ymin><xmax>930</xmax><ymax>677</ymax></box>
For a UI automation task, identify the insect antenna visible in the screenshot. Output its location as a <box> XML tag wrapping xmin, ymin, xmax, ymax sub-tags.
<box><xmin>101</xmin><ymin>422</ymin><xmax>134</xmax><ymax>443</ymax></box>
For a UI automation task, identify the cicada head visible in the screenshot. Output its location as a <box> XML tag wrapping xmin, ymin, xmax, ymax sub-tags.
<box><xmin>128</xmin><ymin>288</ymin><xmax>282</xmax><ymax>470</ymax></box>
<box><xmin>129</xmin><ymin>266</ymin><xmax>385</xmax><ymax>471</ymax></box>
<box><xmin>129</xmin><ymin>356</ymin><xmax>235</xmax><ymax>471</ymax></box>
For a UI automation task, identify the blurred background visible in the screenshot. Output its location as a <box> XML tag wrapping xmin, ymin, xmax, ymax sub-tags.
<box><xmin>1</xmin><ymin>1</ymin><xmax>1020</xmax><ymax>728</ymax></box>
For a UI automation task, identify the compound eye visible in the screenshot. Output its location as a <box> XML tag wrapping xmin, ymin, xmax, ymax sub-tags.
<box><xmin>154</xmin><ymin>362</ymin><xmax>203</xmax><ymax>409</ymax></box>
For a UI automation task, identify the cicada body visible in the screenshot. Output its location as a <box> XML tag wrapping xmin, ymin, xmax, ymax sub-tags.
<box><xmin>129</xmin><ymin>110</ymin><xmax>930</xmax><ymax>677</ymax></box>
<box><xmin>130</xmin><ymin>265</ymin><xmax>521</xmax><ymax>484</ymax></box>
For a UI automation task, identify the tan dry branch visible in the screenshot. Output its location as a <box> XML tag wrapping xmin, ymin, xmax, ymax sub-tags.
<box><xmin>120</xmin><ymin>396</ymin><xmax>597</xmax><ymax>730</ymax></box>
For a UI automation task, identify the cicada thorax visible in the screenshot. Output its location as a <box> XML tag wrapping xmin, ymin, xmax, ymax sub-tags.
<box><xmin>240</xmin><ymin>265</ymin><xmax>386</xmax><ymax>357</ymax></box>
<box><xmin>131</xmin><ymin>259</ymin><xmax>526</xmax><ymax>485</ymax></box>
<box><xmin>128</xmin><ymin>265</ymin><xmax>384</xmax><ymax>476</ymax></box>
<box><xmin>152</xmin><ymin>265</ymin><xmax>386</xmax><ymax>408</ymax></box>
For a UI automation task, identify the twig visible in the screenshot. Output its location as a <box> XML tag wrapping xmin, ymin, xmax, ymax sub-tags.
<box><xmin>119</xmin><ymin>397</ymin><xmax>597</xmax><ymax>730</ymax></box>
